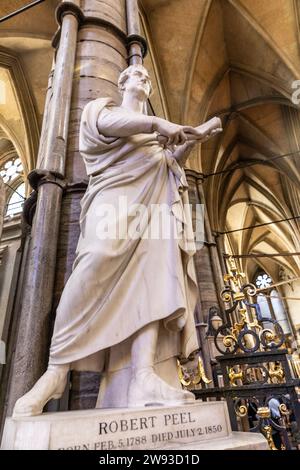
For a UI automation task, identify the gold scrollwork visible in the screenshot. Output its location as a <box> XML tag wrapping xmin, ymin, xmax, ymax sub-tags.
<box><xmin>279</xmin><ymin>403</ymin><xmax>289</xmax><ymax>416</ymax></box>
<box><xmin>233</xmin><ymin>291</ymin><xmax>245</xmax><ymax>301</ymax></box>
<box><xmin>177</xmin><ymin>357</ymin><xmax>212</xmax><ymax>387</ymax></box>
<box><xmin>236</xmin><ymin>404</ymin><xmax>248</xmax><ymax>418</ymax></box>
<box><xmin>231</xmin><ymin>320</ymin><xmax>245</xmax><ymax>338</ymax></box>
<box><xmin>177</xmin><ymin>359</ymin><xmax>191</xmax><ymax>386</ymax></box>
<box><xmin>196</xmin><ymin>357</ymin><xmax>212</xmax><ymax>385</ymax></box>
<box><xmin>223</xmin><ymin>274</ymin><xmax>233</xmax><ymax>283</ymax></box>
<box><xmin>248</xmin><ymin>318</ymin><xmax>262</xmax><ymax>331</ymax></box>
<box><xmin>243</xmin><ymin>283</ymin><xmax>257</xmax><ymax>297</ymax></box>
<box><xmin>221</xmin><ymin>290</ymin><xmax>232</xmax><ymax>303</ymax></box>
<box><xmin>223</xmin><ymin>335</ymin><xmax>236</xmax><ymax>349</ymax></box>
<box><xmin>262</xmin><ymin>330</ymin><xmax>276</xmax><ymax>343</ymax></box>
<box><xmin>262</xmin><ymin>425</ymin><xmax>278</xmax><ymax>451</ymax></box>
<box><xmin>225</xmin><ymin>257</ymin><xmax>246</xmax><ymax>286</ymax></box>
<box><xmin>268</xmin><ymin>363</ymin><xmax>285</xmax><ymax>383</ymax></box>
<box><xmin>228</xmin><ymin>367</ymin><xmax>243</xmax><ymax>386</ymax></box>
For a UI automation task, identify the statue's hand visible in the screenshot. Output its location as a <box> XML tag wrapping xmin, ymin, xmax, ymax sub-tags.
<box><xmin>157</xmin><ymin>134</ymin><xmax>168</xmax><ymax>147</ymax></box>
<box><xmin>170</xmin><ymin>140</ymin><xmax>197</xmax><ymax>167</ymax></box>
<box><xmin>189</xmin><ymin>117</ymin><xmax>222</xmax><ymax>142</ymax></box>
<box><xmin>155</xmin><ymin>117</ymin><xmax>222</xmax><ymax>148</ymax></box>
<box><xmin>153</xmin><ymin>117</ymin><xmax>197</xmax><ymax>146</ymax></box>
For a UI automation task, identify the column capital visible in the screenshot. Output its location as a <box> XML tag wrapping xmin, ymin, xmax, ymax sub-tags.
<box><xmin>211</xmin><ymin>230</ymin><xmax>221</xmax><ymax>238</ymax></box>
<box><xmin>126</xmin><ymin>34</ymin><xmax>148</xmax><ymax>59</ymax></box>
<box><xmin>203</xmin><ymin>240</ymin><xmax>217</xmax><ymax>248</ymax></box>
<box><xmin>28</xmin><ymin>169</ymin><xmax>66</xmax><ymax>192</ymax></box>
<box><xmin>56</xmin><ymin>1</ymin><xmax>84</xmax><ymax>26</ymax></box>
<box><xmin>53</xmin><ymin>2</ymin><xmax>130</xmax><ymax>50</ymax></box>
<box><xmin>185</xmin><ymin>169</ymin><xmax>204</xmax><ymax>182</ymax></box>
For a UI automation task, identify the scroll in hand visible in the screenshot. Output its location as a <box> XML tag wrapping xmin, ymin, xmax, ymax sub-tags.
<box><xmin>157</xmin><ymin>116</ymin><xmax>222</xmax><ymax>148</ymax></box>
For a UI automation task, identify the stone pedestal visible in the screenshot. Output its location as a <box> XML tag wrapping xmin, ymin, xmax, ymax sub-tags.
<box><xmin>1</xmin><ymin>401</ymin><xmax>267</xmax><ymax>450</ymax></box>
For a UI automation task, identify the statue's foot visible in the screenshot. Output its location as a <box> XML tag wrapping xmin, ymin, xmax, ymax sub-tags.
<box><xmin>12</xmin><ymin>365</ymin><xmax>69</xmax><ymax>418</ymax></box>
<box><xmin>128</xmin><ymin>367</ymin><xmax>195</xmax><ymax>408</ymax></box>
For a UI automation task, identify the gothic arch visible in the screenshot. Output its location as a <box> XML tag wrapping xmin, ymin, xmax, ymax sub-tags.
<box><xmin>0</xmin><ymin>48</ymin><xmax>40</xmax><ymax>175</ymax></box>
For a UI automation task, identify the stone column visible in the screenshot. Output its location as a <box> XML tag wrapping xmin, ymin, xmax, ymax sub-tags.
<box><xmin>186</xmin><ymin>170</ymin><xmax>228</xmax><ymax>383</ymax></box>
<box><xmin>0</xmin><ymin>177</ymin><xmax>5</xmax><ymax>241</ymax></box>
<box><xmin>186</xmin><ymin>170</ymin><xmax>217</xmax><ymax>382</ymax></box>
<box><xmin>186</xmin><ymin>171</ymin><xmax>223</xmax><ymax>314</ymax></box>
<box><xmin>196</xmin><ymin>177</ymin><xmax>225</xmax><ymax>299</ymax></box>
<box><xmin>6</xmin><ymin>0</ymin><xmax>81</xmax><ymax>416</ymax></box>
<box><xmin>125</xmin><ymin>0</ymin><xmax>147</xmax><ymax>65</ymax></box>
<box><xmin>36</xmin><ymin>59</ymin><xmax>55</xmax><ymax>169</ymax></box>
<box><xmin>215</xmin><ymin>232</ymin><xmax>227</xmax><ymax>277</ymax></box>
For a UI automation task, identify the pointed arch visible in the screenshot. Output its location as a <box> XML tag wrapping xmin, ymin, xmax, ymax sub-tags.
<box><xmin>0</xmin><ymin>48</ymin><xmax>40</xmax><ymax>173</ymax></box>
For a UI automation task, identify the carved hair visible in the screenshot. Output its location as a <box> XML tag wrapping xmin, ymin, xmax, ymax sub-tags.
<box><xmin>118</xmin><ymin>64</ymin><xmax>153</xmax><ymax>96</ymax></box>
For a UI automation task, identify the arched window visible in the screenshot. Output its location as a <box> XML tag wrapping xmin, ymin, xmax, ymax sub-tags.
<box><xmin>270</xmin><ymin>289</ymin><xmax>290</xmax><ymax>334</ymax></box>
<box><xmin>257</xmin><ymin>293</ymin><xmax>272</xmax><ymax>319</ymax></box>
<box><xmin>0</xmin><ymin>156</ymin><xmax>25</xmax><ymax>216</ymax></box>
<box><xmin>6</xmin><ymin>182</ymin><xmax>25</xmax><ymax>216</ymax></box>
<box><xmin>254</xmin><ymin>271</ymin><xmax>291</xmax><ymax>334</ymax></box>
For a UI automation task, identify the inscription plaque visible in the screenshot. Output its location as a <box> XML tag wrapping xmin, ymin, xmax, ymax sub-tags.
<box><xmin>2</xmin><ymin>402</ymin><xmax>231</xmax><ymax>450</ymax></box>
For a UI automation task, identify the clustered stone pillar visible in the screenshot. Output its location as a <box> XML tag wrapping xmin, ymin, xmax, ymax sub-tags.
<box><xmin>0</xmin><ymin>177</ymin><xmax>5</xmax><ymax>241</ymax></box>
<box><xmin>196</xmin><ymin>178</ymin><xmax>225</xmax><ymax>298</ymax></box>
<box><xmin>126</xmin><ymin>0</ymin><xmax>146</xmax><ymax>65</ymax></box>
<box><xmin>53</xmin><ymin>0</ymin><xmax>127</xmax><ymax>301</ymax></box>
<box><xmin>186</xmin><ymin>170</ymin><xmax>225</xmax><ymax>381</ymax></box>
<box><xmin>6</xmin><ymin>0</ymin><xmax>81</xmax><ymax>416</ymax></box>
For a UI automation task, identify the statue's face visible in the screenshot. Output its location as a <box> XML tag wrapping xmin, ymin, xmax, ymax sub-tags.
<box><xmin>124</xmin><ymin>68</ymin><xmax>151</xmax><ymax>100</ymax></box>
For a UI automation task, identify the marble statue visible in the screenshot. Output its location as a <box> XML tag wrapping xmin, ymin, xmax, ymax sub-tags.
<box><xmin>13</xmin><ymin>65</ymin><xmax>222</xmax><ymax>417</ymax></box>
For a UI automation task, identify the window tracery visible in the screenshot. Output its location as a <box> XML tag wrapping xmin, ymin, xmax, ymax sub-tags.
<box><xmin>0</xmin><ymin>157</ymin><xmax>23</xmax><ymax>184</ymax></box>
<box><xmin>255</xmin><ymin>273</ymin><xmax>272</xmax><ymax>289</ymax></box>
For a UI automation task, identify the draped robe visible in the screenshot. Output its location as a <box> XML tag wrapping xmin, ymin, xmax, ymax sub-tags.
<box><xmin>49</xmin><ymin>98</ymin><xmax>199</xmax><ymax>406</ymax></box>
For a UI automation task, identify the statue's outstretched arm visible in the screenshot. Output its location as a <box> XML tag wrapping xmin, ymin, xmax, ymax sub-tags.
<box><xmin>97</xmin><ymin>107</ymin><xmax>208</xmax><ymax>146</ymax></box>
<box><xmin>98</xmin><ymin>107</ymin><xmax>154</xmax><ymax>137</ymax></box>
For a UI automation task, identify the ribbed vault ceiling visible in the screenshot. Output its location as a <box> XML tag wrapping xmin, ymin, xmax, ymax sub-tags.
<box><xmin>141</xmin><ymin>0</ymin><xmax>300</xmax><ymax>281</ymax></box>
<box><xmin>0</xmin><ymin>0</ymin><xmax>300</xmax><ymax>282</ymax></box>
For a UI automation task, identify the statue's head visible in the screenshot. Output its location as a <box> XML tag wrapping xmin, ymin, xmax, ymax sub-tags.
<box><xmin>118</xmin><ymin>64</ymin><xmax>152</xmax><ymax>100</ymax></box>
